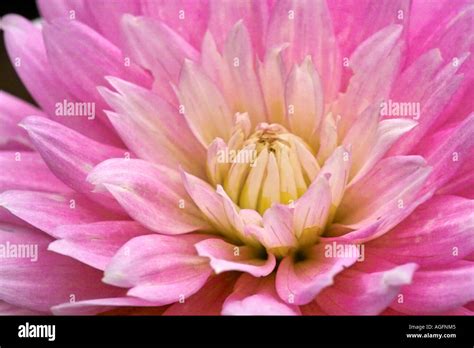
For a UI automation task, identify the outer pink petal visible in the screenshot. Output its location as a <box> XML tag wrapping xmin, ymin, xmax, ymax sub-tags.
<box><xmin>164</xmin><ymin>273</ymin><xmax>239</xmax><ymax>316</ymax></box>
<box><xmin>0</xmin><ymin>151</ymin><xmax>71</xmax><ymax>193</ymax></box>
<box><xmin>42</xmin><ymin>18</ymin><xmax>151</xmax><ymax>128</ymax></box>
<box><xmin>1</xmin><ymin>15</ymin><xmax>121</xmax><ymax>145</ymax></box>
<box><xmin>316</xmin><ymin>263</ymin><xmax>418</xmax><ymax>315</ymax></box>
<box><xmin>51</xmin><ymin>297</ymin><xmax>163</xmax><ymax>316</ymax></box>
<box><xmin>48</xmin><ymin>221</ymin><xmax>152</xmax><ymax>271</ymax></box>
<box><xmin>0</xmin><ymin>224</ymin><xmax>123</xmax><ymax>313</ymax></box>
<box><xmin>141</xmin><ymin>0</ymin><xmax>209</xmax><ymax>48</ymax></box>
<box><xmin>103</xmin><ymin>234</ymin><xmax>212</xmax><ymax>304</ymax></box>
<box><xmin>328</xmin><ymin>0</ymin><xmax>410</xmax><ymax>85</ymax></box>
<box><xmin>368</xmin><ymin>195</ymin><xmax>474</xmax><ymax>267</ymax></box>
<box><xmin>0</xmin><ymin>191</ymin><xmax>118</xmax><ymax>238</ymax></box>
<box><xmin>393</xmin><ymin>261</ymin><xmax>474</xmax><ymax>314</ymax></box>
<box><xmin>389</xmin><ymin>56</ymin><xmax>467</xmax><ymax>155</ymax></box>
<box><xmin>88</xmin><ymin>159</ymin><xmax>210</xmax><ymax>234</ymax></box>
<box><xmin>276</xmin><ymin>242</ymin><xmax>359</xmax><ymax>305</ymax></box>
<box><xmin>0</xmin><ymin>92</ymin><xmax>42</xmax><ymax>150</ymax></box>
<box><xmin>195</xmin><ymin>238</ymin><xmax>276</xmax><ymax>277</ymax></box>
<box><xmin>420</xmin><ymin>114</ymin><xmax>474</xmax><ymax>193</ymax></box>
<box><xmin>438</xmin><ymin>155</ymin><xmax>474</xmax><ymax>199</ymax></box>
<box><xmin>0</xmin><ymin>301</ymin><xmax>44</xmax><ymax>315</ymax></box>
<box><xmin>84</xmin><ymin>0</ymin><xmax>142</xmax><ymax>47</ymax></box>
<box><xmin>20</xmin><ymin>116</ymin><xmax>126</xmax><ymax>212</ymax></box>
<box><xmin>222</xmin><ymin>274</ymin><xmax>301</xmax><ymax>315</ymax></box>
<box><xmin>37</xmin><ymin>0</ymin><xmax>100</xmax><ymax>33</ymax></box>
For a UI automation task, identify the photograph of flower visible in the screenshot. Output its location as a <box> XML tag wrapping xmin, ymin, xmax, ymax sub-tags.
<box><xmin>0</xmin><ymin>0</ymin><xmax>472</xmax><ymax>341</ymax></box>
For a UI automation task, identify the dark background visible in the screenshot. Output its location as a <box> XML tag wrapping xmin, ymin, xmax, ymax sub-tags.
<box><xmin>1</xmin><ymin>0</ymin><xmax>39</xmax><ymax>104</ymax></box>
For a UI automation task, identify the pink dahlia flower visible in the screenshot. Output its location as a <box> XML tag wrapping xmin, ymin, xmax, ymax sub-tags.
<box><xmin>0</xmin><ymin>0</ymin><xmax>473</xmax><ymax>316</ymax></box>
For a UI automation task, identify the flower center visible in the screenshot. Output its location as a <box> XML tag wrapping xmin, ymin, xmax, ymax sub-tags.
<box><xmin>209</xmin><ymin>115</ymin><xmax>321</xmax><ymax>215</ymax></box>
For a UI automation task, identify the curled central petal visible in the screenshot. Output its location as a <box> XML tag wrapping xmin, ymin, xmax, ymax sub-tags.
<box><xmin>208</xmin><ymin>116</ymin><xmax>320</xmax><ymax>215</ymax></box>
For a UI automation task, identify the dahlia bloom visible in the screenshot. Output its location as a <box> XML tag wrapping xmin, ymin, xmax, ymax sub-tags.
<box><xmin>0</xmin><ymin>0</ymin><xmax>473</xmax><ymax>316</ymax></box>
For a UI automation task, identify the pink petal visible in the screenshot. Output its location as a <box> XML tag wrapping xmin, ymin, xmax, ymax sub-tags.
<box><xmin>335</xmin><ymin>156</ymin><xmax>431</xmax><ymax>230</ymax></box>
<box><xmin>335</xmin><ymin>25</ymin><xmax>403</xmax><ymax>137</ymax></box>
<box><xmin>267</xmin><ymin>0</ymin><xmax>341</xmax><ymax>101</ymax></box>
<box><xmin>392</xmin><ymin>261</ymin><xmax>474</xmax><ymax>314</ymax></box>
<box><xmin>0</xmin><ymin>301</ymin><xmax>44</xmax><ymax>315</ymax></box>
<box><xmin>88</xmin><ymin>159</ymin><xmax>210</xmax><ymax>234</ymax></box>
<box><xmin>222</xmin><ymin>274</ymin><xmax>301</xmax><ymax>315</ymax></box>
<box><xmin>285</xmin><ymin>57</ymin><xmax>323</xmax><ymax>146</ymax></box>
<box><xmin>0</xmin><ymin>91</ymin><xmax>42</xmax><ymax>150</ymax></box>
<box><xmin>0</xmin><ymin>191</ymin><xmax>117</xmax><ymax>238</ymax></box>
<box><xmin>317</xmin><ymin>113</ymin><xmax>338</xmax><ymax>164</ymax></box>
<box><xmin>51</xmin><ymin>296</ymin><xmax>162</xmax><ymax>316</ymax></box>
<box><xmin>99</xmin><ymin>77</ymin><xmax>206</xmax><ymax>177</ymax></box>
<box><xmin>222</xmin><ymin>21</ymin><xmax>267</xmax><ymax>125</ymax></box>
<box><xmin>276</xmin><ymin>242</ymin><xmax>359</xmax><ymax>305</ymax></box>
<box><xmin>37</xmin><ymin>0</ymin><xmax>99</xmax><ymax>33</ymax></box>
<box><xmin>408</xmin><ymin>1</ymin><xmax>473</xmax><ymax>70</ymax></box>
<box><xmin>328</xmin><ymin>0</ymin><xmax>410</xmax><ymax>84</ymax></box>
<box><xmin>177</xmin><ymin>60</ymin><xmax>233</xmax><ymax>146</ymax></box>
<box><xmin>103</xmin><ymin>234</ymin><xmax>212</xmax><ymax>304</ymax></box>
<box><xmin>1</xmin><ymin>15</ymin><xmax>120</xmax><ymax>145</ymax></box>
<box><xmin>421</xmin><ymin>114</ymin><xmax>474</xmax><ymax>193</ymax></box>
<box><xmin>389</xmin><ymin>57</ymin><xmax>467</xmax><ymax>155</ymax></box>
<box><xmin>42</xmin><ymin>18</ymin><xmax>151</xmax><ymax>115</ymax></box>
<box><xmin>20</xmin><ymin>116</ymin><xmax>126</xmax><ymax>212</ymax></box>
<box><xmin>258</xmin><ymin>45</ymin><xmax>288</xmax><ymax>125</ymax></box>
<box><xmin>246</xmin><ymin>204</ymin><xmax>297</xmax><ymax>253</ymax></box>
<box><xmin>390</xmin><ymin>49</ymin><xmax>443</xmax><ymax>106</ymax></box>
<box><xmin>438</xmin><ymin>153</ymin><xmax>474</xmax><ymax>199</ymax></box>
<box><xmin>195</xmin><ymin>238</ymin><xmax>276</xmax><ymax>277</ymax></box>
<box><xmin>351</xmin><ymin>118</ymin><xmax>417</xmax><ymax>184</ymax></box>
<box><xmin>316</xmin><ymin>263</ymin><xmax>418</xmax><ymax>315</ymax></box>
<box><xmin>141</xmin><ymin>0</ymin><xmax>209</xmax><ymax>48</ymax></box>
<box><xmin>316</xmin><ymin>146</ymin><xmax>351</xmax><ymax>207</ymax></box>
<box><xmin>342</xmin><ymin>103</ymin><xmax>380</xmax><ymax>179</ymax></box>
<box><xmin>0</xmin><ymin>223</ymin><xmax>123</xmax><ymax>313</ymax></box>
<box><xmin>368</xmin><ymin>195</ymin><xmax>474</xmax><ymax>267</ymax></box>
<box><xmin>208</xmin><ymin>0</ymin><xmax>270</xmax><ymax>58</ymax></box>
<box><xmin>293</xmin><ymin>176</ymin><xmax>331</xmax><ymax>245</ymax></box>
<box><xmin>49</xmin><ymin>221</ymin><xmax>152</xmax><ymax>271</ymax></box>
<box><xmin>0</xmin><ymin>151</ymin><xmax>71</xmax><ymax>193</ymax></box>
<box><xmin>121</xmin><ymin>14</ymin><xmax>198</xmax><ymax>100</ymax></box>
<box><xmin>181</xmin><ymin>171</ymin><xmax>242</xmax><ymax>242</ymax></box>
<box><xmin>164</xmin><ymin>273</ymin><xmax>240</xmax><ymax>315</ymax></box>
<box><xmin>330</xmin><ymin>188</ymin><xmax>434</xmax><ymax>243</ymax></box>
<box><xmin>84</xmin><ymin>0</ymin><xmax>142</xmax><ymax>47</ymax></box>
